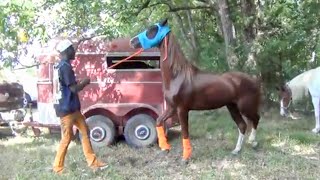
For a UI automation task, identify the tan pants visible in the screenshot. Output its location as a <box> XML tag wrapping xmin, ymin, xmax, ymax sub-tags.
<box><xmin>53</xmin><ymin>111</ymin><xmax>105</xmax><ymax>173</ymax></box>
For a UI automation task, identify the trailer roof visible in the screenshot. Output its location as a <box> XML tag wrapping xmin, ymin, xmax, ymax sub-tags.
<box><xmin>38</xmin><ymin>37</ymin><xmax>159</xmax><ymax>55</ymax></box>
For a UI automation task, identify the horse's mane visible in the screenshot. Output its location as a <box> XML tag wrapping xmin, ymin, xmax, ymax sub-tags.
<box><xmin>166</xmin><ymin>33</ymin><xmax>198</xmax><ymax>81</ymax></box>
<box><xmin>288</xmin><ymin>68</ymin><xmax>315</xmax><ymax>101</ymax></box>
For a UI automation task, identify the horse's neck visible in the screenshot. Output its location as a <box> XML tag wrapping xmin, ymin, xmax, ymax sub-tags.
<box><xmin>159</xmin><ymin>34</ymin><xmax>197</xmax><ymax>72</ymax></box>
<box><xmin>288</xmin><ymin>70</ymin><xmax>314</xmax><ymax>101</ymax></box>
<box><xmin>159</xmin><ymin>34</ymin><xmax>197</xmax><ymax>90</ymax></box>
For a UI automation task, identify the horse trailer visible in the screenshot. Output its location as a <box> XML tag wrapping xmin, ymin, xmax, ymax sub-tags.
<box><xmin>22</xmin><ymin>37</ymin><xmax>179</xmax><ymax>148</ymax></box>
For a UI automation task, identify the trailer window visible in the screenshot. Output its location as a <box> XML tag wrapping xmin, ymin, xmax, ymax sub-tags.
<box><xmin>106</xmin><ymin>57</ymin><xmax>160</xmax><ymax>69</ymax></box>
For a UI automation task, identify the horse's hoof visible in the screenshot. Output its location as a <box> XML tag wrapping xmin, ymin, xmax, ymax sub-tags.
<box><xmin>231</xmin><ymin>150</ymin><xmax>240</xmax><ymax>155</ymax></box>
<box><xmin>311</xmin><ymin>128</ymin><xmax>320</xmax><ymax>134</ymax></box>
<box><xmin>180</xmin><ymin>159</ymin><xmax>189</xmax><ymax>166</ymax></box>
<box><xmin>158</xmin><ymin>149</ymin><xmax>170</xmax><ymax>157</ymax></box>
<box><xmin>251</xmin><ymin>141</ymin><xmax>258</xmax><ymax>149</ymax></box>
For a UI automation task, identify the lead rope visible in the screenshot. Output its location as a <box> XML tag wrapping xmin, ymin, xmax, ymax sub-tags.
<box><xmin>108</xmin><ymin>36</ymin><xmax>168</xmax><ymax>68</ymax></box>
<box><xmin>108</xmin><ymin>48</ymin><xmax>144</xmax><ymax>69</ymax></box>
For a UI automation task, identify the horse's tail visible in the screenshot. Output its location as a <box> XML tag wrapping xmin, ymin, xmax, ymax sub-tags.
<box><xmin>252</xmin><ymin>74</ymin><xmax>264</xmax><ymax>113</ymax></box>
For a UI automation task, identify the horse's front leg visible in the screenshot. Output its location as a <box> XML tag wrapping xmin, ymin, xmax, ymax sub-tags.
<box><xmin>156</xmin><ymin>106</ymin><xmax>176</xmax><ymax>152</ymax></box>
<box><xmin>156</xmin><ymin>105</ymin><xmax>176</xmax><ymax>125</ymax></box>
<box><xmin>177</xmin><ymin>108</ymin><xmax>192</xmax><ymax>164</ymax></box>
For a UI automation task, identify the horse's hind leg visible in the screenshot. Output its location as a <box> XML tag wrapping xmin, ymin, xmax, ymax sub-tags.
<box><xmin>177</xmin><ymin>107</ymin><xmax>192</xmax><ymax>163</ymax></box>
<box><xmin>238</xmin><ymin>97</ymin><xmax>261</xmax><ymax>148</ymax></box>
<box><xmin>245</xmin><ymin>113</ymin><xmax>260</xmax><ymax>148</ymax></box>
<box><xmin>227</xmin><ymin>103</ymin><xmax>247</xmax><ymax>155</ymax></box>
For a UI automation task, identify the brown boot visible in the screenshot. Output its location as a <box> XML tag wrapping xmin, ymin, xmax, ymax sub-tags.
<box><xmin>90</xmin><ymin>160</ymin><xmax>109</xmax><ymax>171</ymax></box>
<box><xmin>52</xmin><ymin>166</ymin><xmax>64</xmax><ymax>175</ymax></box>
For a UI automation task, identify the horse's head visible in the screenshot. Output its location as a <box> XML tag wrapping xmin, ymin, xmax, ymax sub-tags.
<box><xmin>276</xmin><ymin>84</ymin><xmax>292</xmax><ymax>117</ymax></box>
<box><xmin>130</xmin><ymin>18</ymin><xmax>170</xmax><ymax>50</ymax></box>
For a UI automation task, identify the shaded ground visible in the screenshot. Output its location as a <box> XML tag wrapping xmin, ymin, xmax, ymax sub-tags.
<box><xmin>1</xmin><ymin>108</ymin><xmax>320</xmax><ymax>180</ymax></box>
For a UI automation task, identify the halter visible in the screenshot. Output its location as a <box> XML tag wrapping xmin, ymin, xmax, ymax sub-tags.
<box><xmin>280</xmin><ymin>98</ymin><xmax>292</xmax><ymax>110</ymax></box>
<box><xmin>280</xmin><ymin>83</ymin><xmax>292</xmax><ymax>110</ymax></box>
<box><xmin>136</xmin><ymin>23</ymin><xmax>171</xmax><ymax>50</ymax></box>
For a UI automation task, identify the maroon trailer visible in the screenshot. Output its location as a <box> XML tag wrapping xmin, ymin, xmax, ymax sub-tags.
<box><xmin>24</xmin><ymin>37</ymin><xmax>178</xmax><ymax>148</ymax></box>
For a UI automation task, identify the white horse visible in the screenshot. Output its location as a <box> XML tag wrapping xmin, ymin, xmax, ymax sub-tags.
<box><xmin>277</xmin><ymin>67</ymin><xmax>320</xmax><ymax>134</ymax></box>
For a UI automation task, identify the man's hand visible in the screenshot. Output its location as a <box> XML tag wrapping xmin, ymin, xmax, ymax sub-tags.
<box><xmin>70</xmin><ymin>77</ymin><xmax>91</xmax><ymax>93</ymax></box>
<box><xmin>81</xmin><ymin>78</ymin><xmax>90</xmax><ymax>86</ymax></box>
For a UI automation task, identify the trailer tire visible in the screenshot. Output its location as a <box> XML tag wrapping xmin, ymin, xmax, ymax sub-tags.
<box><xmin>124</xmin><ymin>114</ymin><xmax>157</xmax><ymax>148</ymax></box>
<box><xmin>85</xmin><ymin>115</ymin><xmax>116</xmax><ymax>148</ymax></box>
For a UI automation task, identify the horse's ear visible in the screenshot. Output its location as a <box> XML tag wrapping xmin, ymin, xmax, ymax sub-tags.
<box><xmin>160</xmin><ymin>18</ymin><xmax>168</xmax><ymax>26</ymax></box>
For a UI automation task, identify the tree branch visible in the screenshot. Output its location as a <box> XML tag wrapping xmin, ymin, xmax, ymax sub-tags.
<box><xmin>173</xmin><ymin>12</ymin><xmax>194</xmax><ymax>50</ymax></box>
<box><xmin>134</xmin><ymin>1</ymin><xmax>212</xmax><ymax>16</ymax></box>
<box><xmin>12</xmin><ymin>63</ymin><xmax>41</xmax><ymax>70</ymax></box>
<box><xmin>186</xmin><ymin>10</ymin><xmax>197</xmax><ymax>49</ymax></box>
<box><xmin>148</xmin><ymin>2</ymin><xmax>165</xmax><ymax>8</ymax></box>
<box><xmin>134</xmin><ymin>0</ymin><xmax>152</xmax><ymax>16</ymax></box>
<box><xmin>168</xmin><ymin>5</ymin><xmax>211</xmax><ymax>12</ymax></box>
<box><xmin>12</xmin><ymin>34</ymin><xmax>98</xmax><ymax>71</ymax></box>
<box><xmin>76</xmin><ymin>36</ymin><xmax>94</xmax><ymax>45</ymax></box>
<box><xmin>74</xmin><ymin>35</ymin><xmax>97</xmax><ymax>51</ymax></box>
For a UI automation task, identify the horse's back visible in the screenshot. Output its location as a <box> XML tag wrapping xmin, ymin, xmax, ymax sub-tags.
<box><xmin>222</xmin><ymin>71</ymin><xmax>261</xmax><ymax>90</ymax></box>
<box><xmin>222</xmin><ymin>71</ymin><xmax>262</xmax><ymax>113</ymax></box>
<box><xmin>287</xmin><ymin>68</ymin><xmax>319</xmax><ymax>98</ymax></box>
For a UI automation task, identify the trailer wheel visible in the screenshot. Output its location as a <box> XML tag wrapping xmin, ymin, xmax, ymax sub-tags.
<box><xmin>124</xmin><ymin>114</ymin><xmax>157</xmax><ymax>148</ymax></box>
<box><xmin>22</xmin><ymin>92</ymin><xmax>31</xmax><ymax>108</ymax></box>
<box><xmin>85</xmin><ymin>115</ymin><xmax>116</xmax><ymax>148</ymax></box>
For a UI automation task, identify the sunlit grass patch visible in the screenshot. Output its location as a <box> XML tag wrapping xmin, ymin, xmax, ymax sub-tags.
<box><xmin>289</xmin><ymin>131</ymin><xmax>319</xmax><ymax>145</ymax></box>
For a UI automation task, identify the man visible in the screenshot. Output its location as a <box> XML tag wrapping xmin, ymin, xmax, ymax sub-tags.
<box><xmin>53</xmin><ymin>39</ymin><xmax>108</xmax><ymax>174</ymax></box>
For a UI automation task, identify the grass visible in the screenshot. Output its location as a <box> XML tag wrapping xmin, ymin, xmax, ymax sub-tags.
<box><xmin>1</xmin><ymin>108</ymin><xmax>320</xmax><ymax>180</ymax></box>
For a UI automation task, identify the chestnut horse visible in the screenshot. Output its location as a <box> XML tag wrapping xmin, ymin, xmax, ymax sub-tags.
<box><xmin>130</xmin><ymin>19</ymin><xmax>262</xmax><ymax>162</ymax></box>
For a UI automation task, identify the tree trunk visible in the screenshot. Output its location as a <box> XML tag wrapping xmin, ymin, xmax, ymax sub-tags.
<box><xmin>214</xmin><ymin>0</ymin><xmax>238</xmax><ymax>69</ymax></box>
<box><xmin>186</xmin><ymin>10</ymin><xmax>200</xmax><ymax>62</ymax></box>
<box><xmin>173</xmin><ymin>11</ymin><xmax>200</xmax><ymax>62</ymax></box>
<box><xmin>240</xmin><ymin>0</ymin><xmax>258</xmax><ymax>70</ymax></box>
